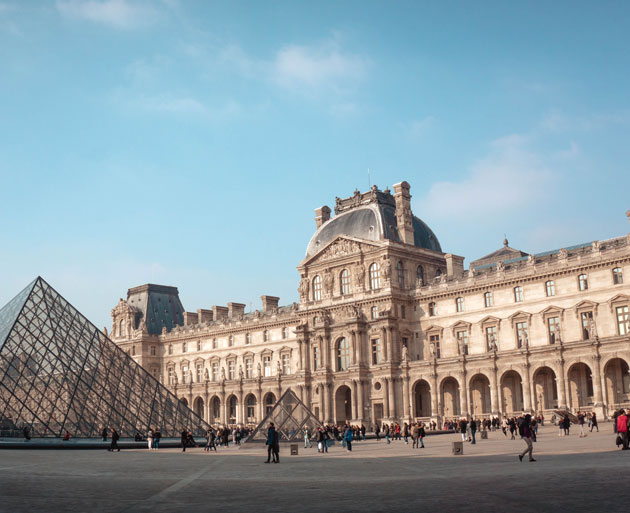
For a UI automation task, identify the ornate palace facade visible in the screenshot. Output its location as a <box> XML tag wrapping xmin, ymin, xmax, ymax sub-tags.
<box><xmin>110</xmin><ymin>182</ymin><xmax>630</xmax><ymax>427</ymax></box>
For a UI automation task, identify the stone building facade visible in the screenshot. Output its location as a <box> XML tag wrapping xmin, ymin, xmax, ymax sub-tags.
<box><xmin>110</xmin><ymin>182</ymin><xmax>630</xmax><ymax>427</ymax></box>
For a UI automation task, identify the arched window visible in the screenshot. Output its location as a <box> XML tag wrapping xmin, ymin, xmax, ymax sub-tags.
<box><xmin>119</xmin><ymin>319</ymin><xmax>125</xmax><ymax>337</ymax></box>
<box><xmin>428</xmin><ymin>302</ymin><xmax>437</xmax><ymax>316</ymax></box>
<box><xmin>545</xmin><ymin>280</ymin><xmax>556</xmax><ymax>297</ymax></box>
<box><xmin>228</xmin><ymin>396</ymin><xmax>237</xmax><ymax>422</ymax></box>
<box><xmin>455</xmin><ymin>297</ymin><xmax>464</xmax><ymax>313</ymax></box>
<box><xmin>247</xmin><ymin>395</ymin><xmax>256</xmax><ymax>420</ymax></box>
<box><xmin>312</xmin><ymin>275</ymin><xmax>322</xmax><ymax>301</ymax></box>
<box><xmin>417</xmin><ymin>265</ymin><xmax>424</xmax><ymax>286</ymax></box>
<box><xmin>578</xmin><ymin>274</ymin><xmax>588</xmax><ymax>291</ymax></box>
<box><xmin>369</xmin><ymin>263</ymin><xmax>381</xmax><ymax>290</ymax></box>
<box><xmin>336</xmin><ymin>338</ymin><xmax>350</xmax><ymax>371</ymax></box>
<box><xmin>340</xmin><ymin>269</ymin><xmax>351</xmax><ymax>295</ymax></box>
<box><xmin>397</xmin><ymin>261</ymin><xmax>405</xmax><ymax>288</ymax></box>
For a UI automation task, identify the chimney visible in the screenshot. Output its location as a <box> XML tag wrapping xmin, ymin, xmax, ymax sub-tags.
<box><xmin>228</xmin><ymin>302</ymin><xmax>246</xmax><ymax>318</ymax></box>
<box><xmin>183</xmin><ymin>312</ymin><xmax>199</xmax><ymax>326</ymax></box>
<box><xmin>261</xmin><ymin>295</ymin><xmax>280</xmax><ymax>312</ymax></box>
<box><xmin>392</xmin><ymin>181</ymin><xmax>414</xmax><ymax>244</ymax></box>
<box><xmin>212</xmin><ymin>305</ymin><xmax>228</xmax><ymax>321</ymax></box>
<box><xmin>315</xmin><ymin>206</ymin><xmax>331</xmax><ymax>229</ymax></box>
<box><xmin>445</xmin><ymin>254</ymin><xmax>465</xmax><ymax>279</ymax></box>
<box><xmin>197</xmin><ymin>309</ymin><xmax>213</xmax><ymax>323</ymax></box>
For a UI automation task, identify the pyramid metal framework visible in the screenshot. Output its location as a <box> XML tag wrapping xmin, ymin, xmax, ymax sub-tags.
<box><xmin>244</xmin><ymin>388</ymin><xmax>323</xmax><ymax>443</ymax></box>
<box><xmin>0</xmin><ymin>277</ymin><xmax>210</xmax><ymax>438</ymax></box>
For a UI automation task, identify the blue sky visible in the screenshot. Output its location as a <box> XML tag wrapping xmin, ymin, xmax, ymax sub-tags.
<box><xmin>1</xmin><ymin>0</ymin><xmax>629</xmax><ymax>329</ymax></box>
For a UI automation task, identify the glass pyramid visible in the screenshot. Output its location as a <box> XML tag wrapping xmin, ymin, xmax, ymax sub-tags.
<box><xmin>244</xmin><ymin>388</ymin><xmax>323</xmax><ymax>443</ymax></box>
<box><xmin>0</xmin><ymin>277</ymin><xmax>210</xmax><ymax>438</ymax></box>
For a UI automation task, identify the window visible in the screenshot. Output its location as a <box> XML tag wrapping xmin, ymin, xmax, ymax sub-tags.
<box><xmin>246</xmin><ymin>333</ymin><xmax>251</xmax><ymax>345</ymax></box>
<box><xmin>370</xmin><ymin>306</ymin><xmax>378</xmax><ymax>320</ymax></box>
<box><xmin>337</xmin><ymin>338</ymin><xmax>350</xmax><ymax>371</ymax></box>
<box><xmin>196</xmin><ymin>363</ymin><xmax>203</xmax><ymax>383</ymax></box>
<box><xmin>246</xmin><ymin>358</ymin><xmax>253</xmax><ymax>378</ymax></box>
<box><xmin>247</xmin><ymin>396</ymin><xmax>256</xmax><ymax>420</ymax></box>
<box><xmin>264</xmin><ymin>330</ymin><xmax>269</xmax><ymax>342</ymax></box>
<box><xmin>282</xmin><ymin>354</ymin><xmax>290</xmax><ymax>375</ymax></box>
<box><xmin>417</xmin><ymin>265</ymin><xmax>424</xmax><ymax>286</ymax></box>
<box><xmin>212</xmin><ymin>338</ymin><xmax>217</xmax><ymax>350</ymax></box>
<box><xmin>371</xmin><ymin>338</ymin><xmax>382</xmax><ymax>365</ymax></box>
<box><xmin>397</xmin><ymin>261</ymin><xmax>405</xmax><ymax>288</ymax></box>
<box><xmin>548</xmin><ymin>316</ymin><xmax>560</xmax><ymax>344</ymax></box>
<box><xmin>168</xmin><ymin>367</ymin><xmax>174</xmax><ymax>385</ymax></box>
<box><xmin>263</xmin><ymin>356</ymin><xmax>272</xmax><ymax>377</ymax></box>
<box><xmin>401</xmin><ymin>305</ymin><xmax>406</xmax><ymax>319</ymax></box>
<box><xmin>429</xmin><ymin>334</ymin><xmax>440</xmax><ymax>358</ymax></box>
<box><xmin>228</xmin><ymin>396</ymin><xmax>237</xmax><ymax>422</ymax></box>
<box><xmin>182</xmin><ymin>365</ymin><xmax>188</xmax><ymax>384</ymax></box>
<box><xmin>581</xmin><ymin>311</ymin><xmax>593</xmax><ymax>340</ymax></box>
<box><xmin>168</xmin><ymin>344</ymin><xmax>173</xmax><ymax>355</ymax></box>
<box><xmin>119</xmin><ymin>319</ymin><xmax>125</xmax><ymax>337</ymax></box>
<box><xmin>312</xmin><ymin>275</ymin><xmax>322</xmax><ymax>301</ymax></box>
<box><xmin>617</xmin><ymin>306</ymin><xmax>630</xmax><ymax>335</ymax></box>
<box><xmin>456</xmin><ymin>330</ymin><xmax>468</xmax><ymax>355</ymax></box>
<box><xmin>485</xmin><ymin>326</ymin><xmax>497</xmax><ymax>351</ymax></box>
<box><xmin>228</xmin><ymin>360</ymin><xmax>235</xmax><ymax>380</ymax></box>
<box><xmin>131</xmin><ymin>345</ymin><xmax>136</xmax><ymax>356</ymax></box>
<box><xmin>313</xmin><ymin>346</ymin><xmax>320</xmax><ymax>371</ymax></box>
<box><xmin>435</xmin><ymin>268</ymin><xmax>442</xmax><ymax>279</ymax></box>
<box><xmin>150</xmin><ymin>345</ymin><xmax>156</xmax><ymax>356</ymax></box>
<box><xmin>456</xmin><ymin>297</ymin><xmax>464</xmax><ymax>312</ymax></box>
<box><xmin>369</xmin><ymin>263</ymin><xmax>381</xmax><ymax>290</ymax></box>
<box><xmin>613</xmin><ymin>267</ymin><xmax>624</xmax><ymax>285</ymax></box>
<box><xmin>514</xmin><ymin>286</ymin><xmax>523</xmax><ymax>303</ymax></box>
<box><xmin>282</xmin><ymin>327</ymin><xmax>288</xmax><ymax>339</ymax></box>
<box><xmin>545</xmin><ymin>280</ymin><xmax>556</xmax><ymax>297</ymax></box>
<box><xmin>578</xmin><ymin>274</ymin><xmax>588</xmax><ymax>291</ymax></box>
<box><xmin>228</xmin><ymin>335</ymin><xmax>233</xmax><ymax>347</ymax></box>
<box><xmin>484</xmin><ymin>292</ymin><xmax>493</xmax><ymax>308</ymax></box>
<box><xmin>182</xmin><ymin>342</ymin><xmax>187</xmax><ymax>353</ymax></box>
<box><xmin>340</xmin><ymin>269</ymin><xmax>351</xmax><ymax>295</ymax></box>
<box><xmin>212</xmin><ymin>362</ymin><xmax>219</xmax><ymax>381</ymax></box>
<box><xmin>516</xmin><ymin>321</ymin><xmax>528</xmax><ymax>348</ymax></box>
<box><xmin>428</xmin><ymin>302</ymin><xmax>437</xmax><ymax>316</ymax></box>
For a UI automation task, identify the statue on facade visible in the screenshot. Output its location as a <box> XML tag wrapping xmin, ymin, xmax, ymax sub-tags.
<box><xmin>382</xmin><ymin>257</ymin><xmax>391</xmax><ymax>282</ymax></box>
<box><xmin>298</xmin><ymin>276</ymin><xmax>310</xmax><ymax>301</ymax></box>
<box><xmin>220</xmin><ymin>367</ymin><xmax>226</xmax><ymax>381</ymax></box>
<box><xmin>354</xmin><ymin>263</ymin><xmax>365</xmax><ymax>287</ymax></box>
<box><xmin>276</xmin><ymin>360</ymin><xmax>282</xmax><ymax>375</ymax></box>
<box><xmin>402</xmin><ymin>345</ymin><xmax>409</xmax><ymax>362</ymax></box>
<box><xmin>239</xmin><ymin>365</ymin><xmax>244</xmax><ymax>380</ymax></box>
<box><xmin>521</xmin><ymin>330</ymin><xmax>529</xmax><ymax>348</ymax></box>
<box><xmin>527</xmin><ymin>254</ymin><xmax>535</xmax><ymax>266</ymax></box>
<box><xmin>488</xmin><ymin>334</ymin><xmax>498</xmax><ymax>352</ymax></box>
<box><xmin>589</xmin><ymin>318</ymin><xmax>598</xmax><ymax>339</ymax></box>
<box><xmin>558</xmin><ymin>248</ymin><xmax>568</xmax><ymax>259</ymax></box>
<box><xmin>323</xmin><ymin>270</ymin><xmax>333</xmax><ymax>295</ymax></box>
<box><xmin>555</xmin><ymin>323</ymin><xmax>563</xmax><ymax>344</ymax></box>
<box><xmin>204</xmin><ymin>368</ymin><xmax>209</xmax><ymax>381</ymax></box>
<box><xmin>496</xmin><ymin>261</ymin><xmax>505</xmax><ymax>272</ymax></box>
<box><xmin>458</xmin><ymin>338</ymin><xmax>467</xmax><ymax>356</ymax></box>
<box><xmin>429</xmin><ymin>341</ymin><xmax>436</xmax><ymax>357</ymax></box>
<box><xmin>173</xmin><ymin>373</ymin><xmax>178</xmax><ymax>385</ymax></box>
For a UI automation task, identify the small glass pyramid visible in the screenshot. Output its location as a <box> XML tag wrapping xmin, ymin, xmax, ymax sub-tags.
<box><xmin>0</xmin><ymin>277</ymin><xmax>210</xmax><ymax>438</ymax></box>
<box><xmin>244</xmin><ymin>388</ymin><xmax>323</xmax><ymax>443</ymax></box>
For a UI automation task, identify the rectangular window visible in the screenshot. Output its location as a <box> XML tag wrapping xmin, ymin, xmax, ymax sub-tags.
<box><xmin>370</xmin><ymin>306</ymin><xmax>378</xmax><ymax>320</ymax></box>
<box><xmin>282</xmin><ymin>354</ymin><xmax>290</xmax><ymax>375</ymax></box>
<box><xmin>617</xmin><ymin>306</ymin><xmax>630</xmax><ymax>335</ymax></box>
<box><xmin>485</xmin><ymin>326</ymin><xmax>497</xmax><ymax>351</ymax></box>
<box><xmin>371</xmin><ymin>338</ymin><xmax>382</xmax><ymax>365</ymax></box>
<box><xmin>546</xmin><ymin>280</ymin><xmax>556</xmax><ymax>297</ymax></box>
<box><xmin>150</xmin><ymin>345</ymin><xmax>156</xmax><ymax>356</ymax></box>
<box><xmin>578</xmin><ymin>275</ymin><xmax>588</xmax><ymax>291</ymax></box>
<box><xmin>484</xmin><ymin>292</ymin><xmax>493</xmax><ymax>308</ymax></box>
<box><xmin>401</xmin><ymin>305</ymin><xmax>406</xmax><ymax>319</ymax></box>
<box><xmin>581</xmin><ymin>311</ymin><xmax>593</xmax><ymax>340</ymax></box>
<box><xmin>341</xmin><ymin>270</ymin><xmax>351</xmax><ymax>295</ymax></box>
<box><xmin>246</xmin><ymin>358</ymin><xmax>253</xmax><ymax>378</ymax></box>
<box><xmin>263</xmin><ymin>356</ymin><xmax>272</xmax><ymax>377</ymax></box>
<box><xmin>182</xmin><ymin>365</ymin><xmax>188</xmax><ymax>384</ymax></box>
<box><xmin>429</xmin><ymin>302</ymin><xmax>437</xmax><ymax>316</ymax></box>
<box><xmin>429</xmin><ymin>334</ymin><xmax>440</xmax><ymax>358</ymax></box>
<box><xmin>197</xmin><ymin>340</ymin><xmax>202</xmax><ymax>351</ymax></box>
<box><xmin>456</xmin><ymin>330</ymin><xmax>468</xmax><ymax>355</ymax></box>
<box><xmin>168</xmin><ymin>344</ymin><xmax>173</xmax><ymax>355</ymax></box>
<box><xmin>168</xmin><ymin>367</ymin><xmax>174</xmax><ymax>385</ymax></box>
<box><xmin>548</xmin><ymin>316</ymin><xmax>560</xmax><ymax>344</ymax></box>
<box><xmin>196</xmin><ymin>363</ymin><xmax>203</xmax><ymax>383</ymax></box>
<box><xmin>515</xmin><ymin>321</ymin><xmax>528</xmax><ymax>348</ymax></box>
<box><xmin>212</xmin><ymin>338</ymin><xmax>217</xmax><ymax>349</ymax></box>
<box><xmin>456</xmin><ymin>297</ymin><xmax>464</xmax><ymax>312</ymax></box>
<box><xmin>182</xmin><ymin>342</ymin><xmax>187</xmax><ymax>353</ymax></box>
<box><xmin>212</xmin><ymin>362</ymin><xmax>218</xmax><ymax>381</ymax></box>
<box><xmin>613</xmin><ymin>267</ymin><xmax>624</xmax><ymax>285</ymax></box>
<box><xmin>228</xmin><ymin>360</ymin><xmax>235</xmax><ymax>380</ymax></box>
<box><xmin>514</xmin><ymin>286</ymin><xmax>523</xmax><ymax>303</ymax></box>
<box><xmin>313</xmin><ymin>346</ymin><xmax>320</xmax><ymax>371</ymax></box>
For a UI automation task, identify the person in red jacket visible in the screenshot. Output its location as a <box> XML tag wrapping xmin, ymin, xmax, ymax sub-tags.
<box><xmin>617</xmin><ymin>409</ymin><xmax>629</xmax><ymax>451</ymax></box>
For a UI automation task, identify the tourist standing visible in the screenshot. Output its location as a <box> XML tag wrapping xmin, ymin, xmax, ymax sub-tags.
<box><xmin>101</xmin><ymin>428</ymin><xmax>108</xmax><ymax>442</ymax></box>
<box><xmin>403</xmin><ymin>423</ymin><xmax>410</xmax><ymax>444</ymax></box>
<box><xmin>153</xmin><ymin>429</ymin><xmax>161</xmax><ymax>450</ymax></box>
<box><xmin>518</xmin><ymin>414</ymin><xmax>536</xmax><ymax>462</ymax></box>
<box><xmin>578</xmin><ymin>412</ymin><xmax>586</xmax><ymax>437</ymax></box>
<box><xmin>109</xmin><ymin>428</ymin><xmax>120</xmax><ymax>452</ymax></box>
<box><xmin>616</xmin><ymin>409</ymin><xmax>629</xmax><ymax>450</ymax></box>
<box><xmin>459</xmin><ymin>418</ymin><xmax>468</xmax><ymax>442</ymax></box>
<box><xmin>470</xmin><ymin>419</ymin><xmax>477</xmax><ymax>444</ymax></box>
<box><xmin>147</xmin><ymin>428</ymin><xmax>154</xmax><ymax>450</ymax></box>
<box><xmin>384</xmin><ymin>423</ymin><xmax>391</xmax><ymax>444</ymax></box>
<box><xmin>375</xmin><ymin>424</ymin><xmax>381</xmax><ymax>441</ymax></box>
<box><xmin>181</xmin><ymin>429</ymin><xmax>188</xmax><ymax>452</ymax></box>
<box><xmin>265</xmin><ymin>422</ymin><xmax>279</xmax><ymax>463</ymax></box>
<box><xmin>344</xmin><ymin>426</ymin><xmax>353</xmax><ymax>451</ymax></box>
<box><xmin>590</xmin><ymin>412</ymin><xmax>599</xmax><ymax>432</ymax></box>
<box><xmin>304</xmin><ymin>426</ymin><xmax>312</xmax><ymax>449</ymax></box>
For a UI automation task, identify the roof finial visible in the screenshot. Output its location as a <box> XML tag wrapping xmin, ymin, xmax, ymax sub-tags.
<box><xmin>503</xmin><ymin>234</ymin><xmax>508</xmax><ymax>247</ymax></box>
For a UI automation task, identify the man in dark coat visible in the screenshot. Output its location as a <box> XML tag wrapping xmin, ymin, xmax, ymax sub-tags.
<box><xmin>109</xmin><ymin>429</ymin><xmax>120</xmax><ymax>452</ymax></box>
<box><xmin>181</xmin><ymin>428</ymin><xmax>188</xmax><ymax>452</ymax></box>
<box><xmin>265</xmin><ymin>422</ymin><xmax>279</xmax><ymax>463</ymax></box>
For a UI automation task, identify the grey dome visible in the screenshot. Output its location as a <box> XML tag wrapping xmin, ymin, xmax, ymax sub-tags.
<box><xmin>306</xmin><ymin>203</ymin><xmax>442</xmax><ymax>257</ymax></box>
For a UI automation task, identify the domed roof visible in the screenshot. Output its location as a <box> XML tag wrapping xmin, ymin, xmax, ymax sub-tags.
<box><xmin>306</xmin><ymin>202</ymin><xmax>442</xmax><ymax>257</ymax></box>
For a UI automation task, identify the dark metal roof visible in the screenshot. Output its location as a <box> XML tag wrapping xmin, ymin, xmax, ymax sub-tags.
<box><xmin>126</xmin><ymin>284</ymin><xmax>185</xmax><ymax>335</ymax></box>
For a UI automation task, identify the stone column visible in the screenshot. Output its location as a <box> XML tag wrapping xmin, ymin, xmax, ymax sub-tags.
<box><xmin>388</xmin><ymin>327</ymin><xmax>396</xmax><ymax>362</ymax></box>
<box><xmin>357</xmin><ymin>379</ymin><xmax>364</xmax><ymax>422</ymax></box>
<box><xmin>352</xmin><ymin>380</ymin><xmax>358</xmax><ymax>420</ymax></box>
<box><xmin>459</xmin><ymin>375</ymin><xmax>469</xmax><ymax>417</ymax></box>
<box><xmin>319</xmin><ymin>384</ymin><xmax>326</xmax><ymax>423</ymax></box>
<box><xmin>521</xmin><ymin>366</ymin><xmax>532</xmax><ymax>412</ymax></box>
<box><xmin>388</xmin><ymin>377</ymin><xmax>396</xmax><ymax>418</ymax></box>
<box><xmin>384</xmin><ymin>378</ymin><xmax>390</xmax><ymax>420</ymax></box>
<box><xmin>489</xmin><ymin>369</ymin><xmax>499</xmax><ymax>415</ymax></box>
<box><xmin>381</xmin><ymin>328</ymin><xmax>388</xmax><ymax>361</ymax></box>
<box><xmin>556</xmin><ymin>359</ymin><xmax>567</xmax><ymax>409</ymax></box>
<box><xmin>327</xmin><ymin>383</ymin><xmax>334</xmax><ymax>423</ymax></box>
<box><xmin>238</xmin><ymin>390</ymin><xmax>244</xmax><ymax>425</ymax></box>
<box><xmin>591</xmin><ymin>354</ymin><xmax>604</xmax><ymax>406</ymax></box>
<box><xmin>351</xmin><ymin>330</ymin><xmax>357</xmax><ymax>365</ymax></box>
<box><xmin>256</xmin><ymin>385</ymin><xmax>263</xmax><ymax>422</ymax></box>
<box><xmin>402</xmin><ymin>375</ymin><xmax>410</xmax><ymax>420</ymax></box>
<box><xmin>357</xmin><ymin>329</ymin><xmax>365</xmax><ymax>366</ymax></box>
<box><xmin>220</xmin><ymin>391</ymin><xmax>227</xmax><ymax>426</ymax></box>
<box><xmin>431</xmin><ymin>373</ymin><xmax>439</xmax><ymax>419</ymax></box>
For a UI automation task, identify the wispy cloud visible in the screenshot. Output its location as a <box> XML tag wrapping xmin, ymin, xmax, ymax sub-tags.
<box><xmin>56</xmin><ymin>0</ymin><xmax>160</xmax><ymax>29</ymax></box>
<box><xmin>419</xmin><ymin>133</ymin><xmax>559</xmax><ymax>220</ymax></box>
<box><xmin>540</xmin><ymin>109</ymin><xmax>630</xmax><ymax>133</ymax></box>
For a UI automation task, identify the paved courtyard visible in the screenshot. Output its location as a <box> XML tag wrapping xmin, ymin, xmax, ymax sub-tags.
<box><xmin>0</xmin><ymin>424</ymin><xmax>628</xmax><ymax>512</ymax></box>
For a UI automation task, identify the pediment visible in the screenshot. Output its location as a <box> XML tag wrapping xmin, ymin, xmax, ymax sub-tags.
<box><xmin>540</xmin><ymin>305</ymin><xmax>565</xmax><ymax>320</ymax></box>
<box><xmin>424</xmin><ymin>324</ymin><xmax>444</xmax><ymax>335</ymax></box>
<box><xmin>450</xmin><ymin>320</ymin><xmax>471</xmax><ymax>335</ymax></box>
<box><xmin>479</xmin><ymin>315</ymin><xmax>501</xmax><ymax>326</ymax></box>
<box><xmin>303</xmin><ymin>236</ymin><xmax>379</xmax><ymax>266</ymax></box>
<box><xmin>508</xmin><ymin>310</ymin><xmax>532</xmax><ymax>326</ymax></box>
<box><xmin>573</xmin><ymin>300</ymin><xmax>599</xmax><ymax>317</ymax></box>
<box><xmin>607</xmin><ymin>294</ymin><xmax>630</xmax><ymax>312</ymax></box>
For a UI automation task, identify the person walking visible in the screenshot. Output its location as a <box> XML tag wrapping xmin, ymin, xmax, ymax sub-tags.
<box><xmin>616</xmin><ymin>409</ymin><xmax>629</xmax><ymax>450</ymax></box>
<box><xmin>181</xmin><ymin>428</ymin><xmax>188</xmax><ymax>452</ymax></box>
<box><xmin>418</xmin><ymin>422</ymin><xmax>426</xmax><ymax>448</ymax></box>
<box><xmin>109</xmin><ymin>428</ymin><xmax>120</xmax><ymax>452</ymax></box>
<box><xmin>153</xmin><ymin>429</ymin><xmax>161</xmax><ymax>450</ymax></box>
<box><xmin>304</xmin><ymin>426</ymin><xmax>312</xmax><ymax>449</ymax></box>
<box><xmin>590</xmin><ymin>412</ymin><xmax>599</xmax><ymax>432</ymax></box>
<box><xmin>361</xmin><ymin>424</ymin><xmax>366</xmax><ymax>441</ymax></box>
<box><xmin>563</xmin><ymin>415</ymin><xmax>571</xmax><ymax>436</ymax></box>
<box><xmin>101</xmin><ymin>428</ymin><xmax>108</xmax><ymax>442</ymax></box>
<box><xmin>265</xmin><ymin>422</ymin><xmax>279</xmax><ymax>463</ymax></box>
<box><xmin>317</xmin><ymin>427</ymin><xmax>328</xmax><ymax>453</ymax></box>
<box><xmin>411</xmin><ymin>423</ymin><xmax>420</xmax><ymax>448</ymax></box>
<box><xmin>403</xmin><ymin>423</ymin><xmax>410</xmax><ymax>444</ymax></box>
<box><xmin>344</xmin><ymin>426</ymin><xmax>353</xmax><ymax>452</ymax></box>
<box><xmin>578</xmin><ymin>412</ymin><xmax>586</xmax><ymax>438</ymax></box>
<box><xmin>384</xmin><ymin>423</ymin><xmax>391</xmax><ymax>444</ymax></box>
<box><xmin>147</xmin><ymin>428</ymin><xmax>154</xmax><ymax>450</ymax></box>
<box><xmin>518</xmin><ymin>414</ymin><xmax>536</xmax><ymax>462</ymax></box>
<box><xmin>470</xmin><ymin>418</ymin><xmax>477</xmax><ymax>445</ymax></box>
<box><xmin>375</xmin><ymin>424</ymin><xmax>381</xmax><ymax>441</ymax></box>
<box><xmin>459</xmin><ymin>418</ymin><xmax>468</xmax><ymax>442</ymax></box>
